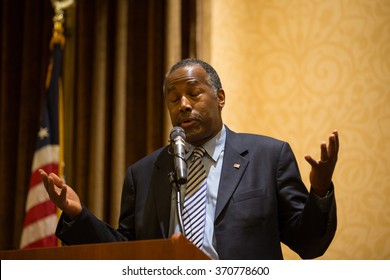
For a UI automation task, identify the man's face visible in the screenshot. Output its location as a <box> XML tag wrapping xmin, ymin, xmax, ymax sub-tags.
<box><xmin>164</xmin><ymin>65</ymin><xmax>225</xmax><ymax>146</ymax></box>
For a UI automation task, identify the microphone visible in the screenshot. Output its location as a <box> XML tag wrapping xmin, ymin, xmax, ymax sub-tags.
<box><xmin>169</xmin><ymin>126</ymin><xmax>187</xmax><ymax>185</ymax></box>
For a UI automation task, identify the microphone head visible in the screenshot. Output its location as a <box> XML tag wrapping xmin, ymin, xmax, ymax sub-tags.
<box><xmin>170</xmin><ymin>126</ymin><xmax>186</xmax><ymax>140</ymax></box>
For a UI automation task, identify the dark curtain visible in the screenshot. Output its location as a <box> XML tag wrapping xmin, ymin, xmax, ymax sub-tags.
<box><xmin>0</xmin><ymin>0</ymin><xmax>53</xmax><ymax>251</ymax></box>
<box><xmin>0</xmin><ymin>0</ymin><xmax>197</xmax><ymax>251</ymax></box>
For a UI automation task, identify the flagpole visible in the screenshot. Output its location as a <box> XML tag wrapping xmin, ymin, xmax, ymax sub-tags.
<box><xmin>50</xmin><ymin>0</ymin><xmax>74</xmax><ymax>247</ymax></box>
<box><xmin>51</xmin><ymin>0</ymin><xmax>74</xmax><ymax>175</ymax></box>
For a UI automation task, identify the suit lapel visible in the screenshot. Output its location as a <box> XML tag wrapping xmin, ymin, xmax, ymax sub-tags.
<box><xmin>147</xmin><ymin>129</ymin><xmax>249</xmax><ymax>234</ymax></box>
<box><xmin>148</xmin><ymin>147</ymin><xmax>174</xmax><ymax>238</ymax></box>
<box><xmin>215</xmin><ymin>129</ymin><xmax>249</xmax><ymax>220</ymax></box>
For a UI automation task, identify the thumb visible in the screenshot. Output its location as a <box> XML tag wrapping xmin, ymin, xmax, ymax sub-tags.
<box><xmin>305</xmin><ymin>155</ymin><xmax>317</xmax><ymax>167</ymax></box>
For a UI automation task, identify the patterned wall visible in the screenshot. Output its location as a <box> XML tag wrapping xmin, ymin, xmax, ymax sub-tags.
<box><xmin>207</xmin><ymin>0</ymin><xmax>390</xmax><ymax>259</ymax></box>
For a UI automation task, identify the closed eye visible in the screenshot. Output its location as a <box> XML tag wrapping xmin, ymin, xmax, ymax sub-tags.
<box><xmin>166</xmin><ymin>92</ymin><xmax>180</xmax><ymax>103</ymax></box>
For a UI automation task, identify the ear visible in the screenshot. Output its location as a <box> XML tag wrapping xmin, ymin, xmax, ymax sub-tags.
<box><xmin>217</xmin><ymin>89</ymin><xmax>225</xmax><ymax>110</ymax></box>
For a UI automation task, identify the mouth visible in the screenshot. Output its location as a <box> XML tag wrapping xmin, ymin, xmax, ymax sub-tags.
<box><xmin>178</xmin><ymin>117</ymin><xmax>198</xmax><ymax>128</ymax></box>
<box><xmin>180</xmin><ymin>119</ymin><xmax>196</xmax><ymax>128</ymax></box>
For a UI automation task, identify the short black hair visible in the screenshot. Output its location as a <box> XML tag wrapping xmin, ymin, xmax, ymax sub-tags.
<box><xmin>164</xmin><ymin>58</ymin><xmax>222</xmax><ymax>93</ymax></box>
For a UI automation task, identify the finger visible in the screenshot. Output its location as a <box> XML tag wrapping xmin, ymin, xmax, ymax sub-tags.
<box><xmin>332</xmin><ymin>130</ymin><xmax>339</xmax><ymax>153</ymax></box>
<box><xmin>328</xmin><ymin>131</ymin><xmax>339</xmax><ymax>159</ymax></box>
<box><xmin>41</xmin><ymin>171</ymin><xmax>59</xmax><ymax>198</ymax></box>
<box><xmin>59</xmin><ymin>185</ymin><xmax>67</xmax><ymax>204</ymax></box>
<box><xmin>305</xmin><ymin>155</ymin><xmax>318</xmax><ymax>167</ymax></box>
<box><xmin>39</xmin><ymin>169</ymin><xmax>50</xmax><ymax>191</ymax></box>
<box><xmin>320</xmin><ymin>142</ymin><xmax>328</xmax><ymax>162</ymax></box>
<box><xmin>48</xmin><ymin>173</ymin><xmax>64</xmax><ymax>188</ymax></box>
<box><xmin>39</xmin><ymin>169</ymin><xmax>48</xmax><ymax>177</ymax></box>
<box><xmin>45</xmin><ymin>175</ymin><xmax>58</xmax><ymax>198</ymax></box>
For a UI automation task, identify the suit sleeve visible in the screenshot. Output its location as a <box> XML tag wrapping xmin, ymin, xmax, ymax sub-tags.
<box><xmin>55</xmin><ymin>167</ymin><xmax>136</xmax><ymax>245</ymax></box>
<box><xmin>277</xmin><ymin>142</ymin><xmax>337</xmax><ymax>259</ymax></box>
<box><xmin>55</xmin><ymin>206</ymin><xmax>128</xmax><ymax>245</ymax></box>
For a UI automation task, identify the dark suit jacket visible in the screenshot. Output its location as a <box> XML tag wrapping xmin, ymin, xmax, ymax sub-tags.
<box><xmin>57</xmin><ymin>127</ymin><xmax>337</xmax><ymax>259</ymax></box>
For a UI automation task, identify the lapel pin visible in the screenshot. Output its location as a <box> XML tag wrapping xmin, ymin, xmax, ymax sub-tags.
<box><xmin>233</xmin><ymin>163</ymin><xmax>240</xmax><ymax>169</ymax></box>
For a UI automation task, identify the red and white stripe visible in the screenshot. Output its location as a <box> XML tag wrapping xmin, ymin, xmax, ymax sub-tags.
<box><xmin>20</xmin><ymin>145</ymin><xmax>59</xmax><ymax>249</ymax></box>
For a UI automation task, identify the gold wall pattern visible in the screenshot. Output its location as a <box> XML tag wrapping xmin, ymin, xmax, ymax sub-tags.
<box><xmin>206</xmin><ymin>0</ymin><xmax>390</xmax><ymax>259</ymax></box>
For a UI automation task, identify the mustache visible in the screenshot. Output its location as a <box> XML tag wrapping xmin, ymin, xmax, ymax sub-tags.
<box><xmin>175</xmin><ymin>114</ymin><xmax>202</xmax><ymax>126</ymax></box>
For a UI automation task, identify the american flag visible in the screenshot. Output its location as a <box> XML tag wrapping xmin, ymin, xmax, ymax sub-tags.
<box><xmin>19</xmin><ymin>43</ymin><xmax>63</xmax><ymax>249</ymax></box>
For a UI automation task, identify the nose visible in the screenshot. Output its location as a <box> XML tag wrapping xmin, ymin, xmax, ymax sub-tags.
<box><xmin>179</xmin><ymin>96</ymin><xmax>192</xmax><ymax>112</ymax></box>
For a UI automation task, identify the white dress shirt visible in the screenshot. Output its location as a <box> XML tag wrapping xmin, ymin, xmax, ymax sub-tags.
<box><xmin>169</xmin><ymin>125</ymin><xmax>226</xmax><ymax>259</ymax></box>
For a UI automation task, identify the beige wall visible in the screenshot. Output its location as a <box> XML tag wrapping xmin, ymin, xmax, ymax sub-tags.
<box><xmin>203</xmin><ymin>0</ymin><xmax>390</xmax><ymax>259</ymax></box>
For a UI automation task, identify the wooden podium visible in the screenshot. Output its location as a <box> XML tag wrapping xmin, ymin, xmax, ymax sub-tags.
<box><xmin>0</xmin><ymin>234</ymin><xmax>210</xmax><ymax>260</ymax></box>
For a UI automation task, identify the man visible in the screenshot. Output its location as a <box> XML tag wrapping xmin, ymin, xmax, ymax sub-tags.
<box><xmin>40</xmin><ymin>58</ymin><xmax>339</xmax><ymax>259</ymax></box>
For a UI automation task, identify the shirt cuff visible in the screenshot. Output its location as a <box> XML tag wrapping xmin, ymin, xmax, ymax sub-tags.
<box><xmin>61</xmin><ymin>207</ymin><xmax>84</xmax><ymax>228</ymax></box>
<box><xmin>310</xmin><ymin>185</ymin><xmax>334</xmax><ymax>213</ymax></box>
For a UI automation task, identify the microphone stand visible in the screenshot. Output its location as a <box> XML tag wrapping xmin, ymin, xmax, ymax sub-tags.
<box><xmin>168</xmin><ymin>172</ymin><xmax>186</xmax><ymax>237</ymax></box>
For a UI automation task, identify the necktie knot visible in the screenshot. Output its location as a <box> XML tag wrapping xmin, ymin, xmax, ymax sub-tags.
<box><xmin>192</xmin><ymin>146</ymin><xmax>206</xmax><ymax>160</ymax></box>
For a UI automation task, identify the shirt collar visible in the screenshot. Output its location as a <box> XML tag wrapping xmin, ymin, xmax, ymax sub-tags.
<box><xmin>185</xmin><ymin>125</ymin><xmax>226</xmax><ymax>162</ymax></box>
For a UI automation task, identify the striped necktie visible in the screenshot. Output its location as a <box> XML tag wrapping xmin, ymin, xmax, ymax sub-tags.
<box><xmin>182</xmin><ymin>146</ymin><xmax>207</xmax><ymax>248</ymax></box>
